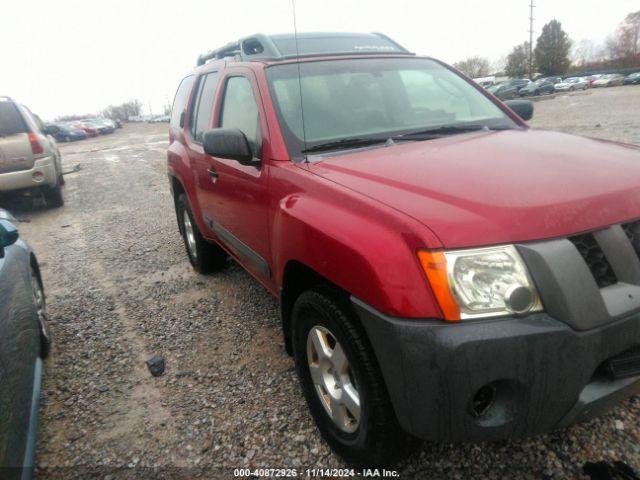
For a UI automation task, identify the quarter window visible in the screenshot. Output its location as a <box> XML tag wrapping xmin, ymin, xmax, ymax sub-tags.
<box><xmin>170</xmin><ymin>75</ymin><xmax>194</xmax><ymax>129</ymax></box>
<box><xmin>220</xmin><ymin>76</ymin><xmax>261</xmax><ymax>157</ymax></box>
<box><xmin>190</xmin><ymin>72</ymin><xmax>220</xmax><ymax>142</ymax></box>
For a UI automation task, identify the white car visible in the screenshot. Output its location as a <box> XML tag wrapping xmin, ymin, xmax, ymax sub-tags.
<box><xmin>554</xmin><ymin>77</ymin><xmax>589</xmax><ymax>92</ymax></box>
<box><xmin>0</xmin><ymin>97</ymin><xmax>64</xmax><ymax>207</ymax></box>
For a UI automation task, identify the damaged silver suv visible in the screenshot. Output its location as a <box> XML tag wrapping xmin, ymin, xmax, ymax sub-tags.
<box><xmin>0</xmin><ymin>97</ymin><xmax>64</xmax><ymax>207</ymax></box>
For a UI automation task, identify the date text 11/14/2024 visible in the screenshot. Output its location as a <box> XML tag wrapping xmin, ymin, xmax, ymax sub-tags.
<box><xmin>233</xmin><ymin>468</ymin><xmax>400</xmax><ymax>477</ymax></box>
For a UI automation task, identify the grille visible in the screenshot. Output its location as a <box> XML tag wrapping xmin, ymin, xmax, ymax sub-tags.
<box><xmin>569</xmin><ymin>233</ymin><xmax>617</xmax><ymax>288</ymax></box>
<box><xmin>622</xmin><ymin>221</ymin><xmax>640</xmax><ymax>258</ymax></box>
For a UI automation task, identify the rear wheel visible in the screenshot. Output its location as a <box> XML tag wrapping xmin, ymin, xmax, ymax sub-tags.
<box><xmin>44</xmin><ymin>182</ymin><xmax>64</xmax><ymax>208</ymax></box>
<box><xmin>292</xmin><ymin>287</ymin><xmax>410</xmax><ymax>466</ymax></box>
<box><xmin>176</xmin><ymin>193</ymin><xmax>227</xmax><ymax>274</ymax></box>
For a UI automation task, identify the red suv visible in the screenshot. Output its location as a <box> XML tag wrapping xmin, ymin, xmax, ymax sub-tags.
<box><xmin>167</xmin><ymin>32</ymin><xmax>640</xmax><ymax>465</ymax></box>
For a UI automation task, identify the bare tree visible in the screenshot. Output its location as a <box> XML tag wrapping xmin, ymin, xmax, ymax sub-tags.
<box><xmin>453</xmin><ymin>56</ymin><xmax>491</xmax><ymax>78</ymax></box>
<box><xmin>505</xmin><ymin>42</ymin><xmax>530</xmax><ymax>78</ymax></box>
<box><xmin>571</xmin><ymin>39</ymin><xmax>597</xmax><ymax>68</ymax></box>
<box><xmin>609</xmin><ymin>10</ymin><xmax>640</xmax><ymax>66</ymax></box>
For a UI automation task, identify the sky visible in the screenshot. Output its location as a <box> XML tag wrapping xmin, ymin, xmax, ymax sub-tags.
<box><xmin>0</xmin><ymin>0</ymin><xmax>636</xmax><ymax>120</ymax></box>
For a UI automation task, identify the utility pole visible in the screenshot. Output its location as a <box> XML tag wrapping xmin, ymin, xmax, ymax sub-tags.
<box><xmin>528</xmin><ymin>0</ymin><xmax>535</xmax><ymax>79</ymax></box>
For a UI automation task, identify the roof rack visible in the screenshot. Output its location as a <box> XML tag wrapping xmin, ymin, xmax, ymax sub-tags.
<box><xmin>196</xmin><ymin>32</ymin><xmax>413</xmax><ymax>66</ymax></box>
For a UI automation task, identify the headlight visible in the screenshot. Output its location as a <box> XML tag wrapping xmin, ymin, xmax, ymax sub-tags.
<box><xmin>418</xmin><ymin>245</ymin><xmax>543</xmax><ymax>321</ymax></box>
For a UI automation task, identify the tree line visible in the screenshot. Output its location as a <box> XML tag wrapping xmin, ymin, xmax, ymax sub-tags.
<box><xmin>453</xmin><ymin>10</ymin><xmax>639</xmax><ymax>78</ymax></box>
<box><xmin>55</xmin><ymin>100</ymin><xmax>143</xmax><ymax>123</ymax></box>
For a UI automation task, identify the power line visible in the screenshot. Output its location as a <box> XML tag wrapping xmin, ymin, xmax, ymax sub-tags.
<box><xmin>529</xmin><ymin>0</ymin><xmax>535</xmax><ymax>79</ymax></box>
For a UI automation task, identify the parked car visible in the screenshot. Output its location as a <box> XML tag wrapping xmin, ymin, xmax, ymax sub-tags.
<box><xmin>66</xmin><ymin>121</ymin><xmax>99</xmax><ymax>137</ymax></box>
<box><xmin>47</xmin><ymin>124</ymin><xmax>87</xmax><ymax>142</ymax></box>
<box><xmin>623</xmin><ymin>72</ymin><xmax>640</xmax><ymax>85</ymax></box>
<box><xmin>518</xmin><ymin>77</ymin><xmax>557</xmax><ymax>96</ymax></box>
<box><xmin>586</xmin><ymin>74</ymin><xmax>604</xmax><ymax>87</ymax></box>
<box><xmin>0</xmin><ymin>97</ymin><xmax>64</xmax><ymax>207</ymax></box>
<box><xmin>168</xmin><ymin>32</ymin><xmax>640</xmax><ymax>465</ymax></box>
<box><xmin>0</xmin><ymin>209</ymin><xmax>51</xmax><ymax>479</ymax></box>
<box><xmin>487</xmin><ymin>79</ymin><xmax>531</xmax><ymax>100</ymax></box>
<box><xmin>554</xmin><ymin>77</ymin><xmax>589</xmax><ymax>92</ymax></box>
<box><xmin>81</xmin><ymin>119</ymin><xmax>114</xmax><ymax>134</ymax></box>
<box><xmin>148</xmin><ymin>115</ymin><xmax>170</xmax><ymax>123</ymax></box>
<box><xmin>592</xmin><ymin>74</ymin><xmax>625</xmax><ymax>87</ymax></box>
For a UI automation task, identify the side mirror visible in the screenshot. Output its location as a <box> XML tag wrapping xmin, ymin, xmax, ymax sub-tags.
<box><xmin>504</xmin><ymin>99</ymin><xmax>534</xmax><ymax>121</ymax></box>
<box><xmin>203</xmin><ymin>128</ymin><xmax>254</xmax><ymax>165</ymax></box>
<box><xmin>0</xmin><ymin>219</ymin><xmax>19</xmax><ymax>258</ymax></box>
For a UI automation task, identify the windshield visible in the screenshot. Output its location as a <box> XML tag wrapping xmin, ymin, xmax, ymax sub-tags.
<box><xmin>265</xmin><ymin>58</ymin><xmax>517</xmax><ymax>158</ymax></box>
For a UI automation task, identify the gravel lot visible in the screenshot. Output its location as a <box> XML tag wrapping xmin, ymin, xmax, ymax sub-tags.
<box><xmin>5</xmin><ymin>85</ymin><xmax>640</xmax><ymax>479</ymax></box>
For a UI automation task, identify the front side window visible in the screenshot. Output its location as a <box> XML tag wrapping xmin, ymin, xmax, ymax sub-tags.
<box><xmin>220</xmin><ymin>76</ymin><xmax>261</xmax><ymax>157</ymax></box>
<box><xmin>265</xmin><ymin>58</ymin><xmax>517</xmax><ymax>158</ymax></box>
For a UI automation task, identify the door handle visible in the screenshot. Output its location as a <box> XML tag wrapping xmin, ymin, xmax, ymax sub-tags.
<box><xmin>207</xmin><ymin>168</ymin><xmax>218</xmax><ymax>179</ymax></box>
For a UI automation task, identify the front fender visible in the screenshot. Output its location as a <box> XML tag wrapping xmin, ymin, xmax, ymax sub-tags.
<box><xmin>272</xmin><ymin>193</ymin><xmax>443</xmax><ymax>318</ymax></box>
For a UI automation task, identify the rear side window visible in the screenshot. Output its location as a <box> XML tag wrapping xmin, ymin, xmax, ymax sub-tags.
<box><xmin>220</xmin><ymin>76</ymin><xmax>261</xmax><ymax>156</ymax></box>
<box><xmin>190</xmin><ymin>72</ymin><xmax>220</xmax><ymax>142</ymax></box>
<box><xmin>170</xmin><ymin>75</ymin><xmax>194</xmax><ymax>129</ymax></box>
<box><xmin>0</xmin><ymin>102</ymin><xmax>28</xmax><ymax>136</ymax></box>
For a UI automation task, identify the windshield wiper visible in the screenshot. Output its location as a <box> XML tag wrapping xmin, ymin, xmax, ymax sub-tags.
<box><xmin>301</xmin><ymin>137</ymin><xmax>388</xmax><ymax>154</ymax></box>
<box><xmin>394</xmin><ymin>124</ymin><xmax>517</xmax><ymax>140</ymax></box>
<box><xmin>393</xmin><ymin>124</ymin><xmax>496</xmax><ymax>140</ymax></box>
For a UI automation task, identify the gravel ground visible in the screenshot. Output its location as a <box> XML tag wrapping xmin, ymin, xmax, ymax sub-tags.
<box><xmin>4</xmin><ymin>86</ymin><xmax>640</xmax><ymax>479</ymax></box>
<box><xmin>529</xmin><ymin>84</ymin><xmax>640</xmax><ymax>145</ymax></box>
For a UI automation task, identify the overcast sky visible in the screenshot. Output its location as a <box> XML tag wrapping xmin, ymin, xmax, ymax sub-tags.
<box><xmin>0</xmin><ymin>0</ymin><xmax>636</xmax><ymax>120</ymax></box>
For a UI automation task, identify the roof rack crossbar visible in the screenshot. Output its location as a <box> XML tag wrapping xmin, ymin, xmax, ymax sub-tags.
<box><xmin>196</xmin><ymin>32</ymin><xmax>413</xmax><ymax>66</ymax></box>
<box><xmin>197</xmin><ymin>41</ymin><xmax>241</xmax><ymax>66</ymax></box>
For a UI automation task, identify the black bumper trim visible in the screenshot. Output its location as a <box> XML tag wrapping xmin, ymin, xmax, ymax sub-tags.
<box><xmin>352</xmin><ymin>297</ymin><xmax>640</xmax><ymax>442</ymax></box>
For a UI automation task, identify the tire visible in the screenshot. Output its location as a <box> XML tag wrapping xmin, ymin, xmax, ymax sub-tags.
<box><xmin>292</xmin><ymin>287</ymin><xmax>410</xmax><ymax>466</ymax></box>
<box><xmin>65</xmin><ymin>136</ymin><xmax>71</xmax><ymax>142</ymax></box>
<box><xmin>44</xmin><ymin>183</ymin><xmax>64</xmax><ymax>208</ymax></box>
<box><xmin>569</xmin><ymin>86</ymin><xmax>574</xmax><ymax>92</ymax></box>
<box><xmin>30</xmin><ymin>264</ymin><xmax>51</xmax><ymax>358</ymax></box>
<box><xmin>176</xmin><ymin>193</ymin><xmax>227</xmax><ymax>274</ymax></box>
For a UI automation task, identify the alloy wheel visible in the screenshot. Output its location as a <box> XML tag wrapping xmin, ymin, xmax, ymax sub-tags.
<box><xmin>306</xmin><ymin>325</ymin><xmax>361</xmax><ymax>433</ymax></box>
<box><xmin>183</xmin><ymin>210</ymin><xmax>198</xmax><ymax>260</ymax></box>
<box><xmin>30</xmin><ymin>270</ymin><xmax>50</xmax><ymax>346</ymax></box>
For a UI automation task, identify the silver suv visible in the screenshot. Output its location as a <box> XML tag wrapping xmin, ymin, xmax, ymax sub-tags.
<box><xmin>0</xmin><ymin>96</ymin><xmax>64</xmax><ymax>207</ymax></box>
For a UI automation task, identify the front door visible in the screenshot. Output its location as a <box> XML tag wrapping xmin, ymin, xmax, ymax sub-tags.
<box><xmin>199</xmin><ymin>69</ymin><xmax>272</xmax><ymax>283</ymax></box>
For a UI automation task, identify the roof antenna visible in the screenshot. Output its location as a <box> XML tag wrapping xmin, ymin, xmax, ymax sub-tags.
<box><xmin>291</xmin><ymin>0</ymin><xmax>308</xmax><ymax>161</ymax></box>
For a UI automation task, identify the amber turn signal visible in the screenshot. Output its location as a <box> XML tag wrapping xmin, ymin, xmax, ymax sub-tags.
<box><xmin>417</xmin><ymin>250</ymin><xmax>461</xmax><ymax>321</ymax></box>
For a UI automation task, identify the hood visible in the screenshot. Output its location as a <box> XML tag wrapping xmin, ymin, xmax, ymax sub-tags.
<box><xmin>307</xmin><ymin>129</ymin><xmax>640</xmax><ymax>248</ymax></box>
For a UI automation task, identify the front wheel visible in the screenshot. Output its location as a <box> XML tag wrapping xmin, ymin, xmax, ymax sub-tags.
<box><xmin>292</xmin><ymin>287</ymin><xmax>410</xmax><ymax>466</ymax></box>
<box><xmin>176</xmin><ymin>193</ymin><xmax>227</xmax><ymax>274</ymax></box>
<box><xmin>30</xmin><ymin>265</ymin><xmax>51</xmax><ymax>358</ymax></box>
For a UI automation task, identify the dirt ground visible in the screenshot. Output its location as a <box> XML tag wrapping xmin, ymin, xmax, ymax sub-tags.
<box><xmin>5</xmin><ymin>85</ymin><xmax>640</xmax><ymax>479</ymax></box>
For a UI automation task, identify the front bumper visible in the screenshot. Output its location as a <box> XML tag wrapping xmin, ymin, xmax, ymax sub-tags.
<box><xmin>0</xmin><ymin>156</ymin><xmax>57</xmax><ymax>192</ymax></box>
<box><xmin>354</xmin><ymin>298</ymin><xmax>640</xmax><ymax>442</ymax></box>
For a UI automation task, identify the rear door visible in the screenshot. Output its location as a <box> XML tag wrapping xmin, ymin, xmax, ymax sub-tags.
<box><xmin>0</xmin><ymin>101</ymin><xmax>34</xmax><ymax>174</ymax></box>
<box><xmin>184</xmin><ymin>70</ymin><xmax>222</xmax><ymax>220</ymax></box>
